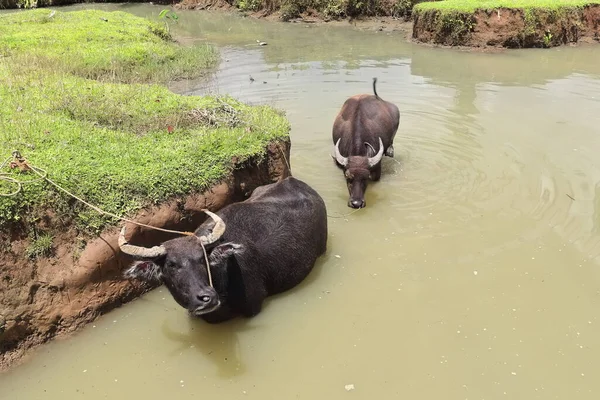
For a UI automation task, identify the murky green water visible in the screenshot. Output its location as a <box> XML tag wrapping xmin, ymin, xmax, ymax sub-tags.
<box><xmin>3</xmin><ymin>4</ymin><xmax>600</xmax><ymax>399</ymax></box>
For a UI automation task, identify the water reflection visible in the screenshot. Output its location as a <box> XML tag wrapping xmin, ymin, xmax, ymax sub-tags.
<box><xmin>162</xmin><ymin>318</ymin><xmax>251</xmax><ymax>378</ymax></box>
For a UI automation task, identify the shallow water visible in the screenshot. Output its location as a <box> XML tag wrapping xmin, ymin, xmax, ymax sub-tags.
<box><xmin>3</xmin><ymin>4</ymin><xmax>600</xmax><ymax>399</ymax></box>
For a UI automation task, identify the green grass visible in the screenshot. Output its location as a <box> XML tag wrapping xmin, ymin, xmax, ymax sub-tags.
<box><xmin>0</xmin><ymin>9</ymin><xmax>290</xmax><ymax>234</ymax></box>
<box><xmin>414</xmin><ymin>0</ymin><xmax>600</xmax><ymax>12</ymax></box>
<box><xmin>0</xmin><ymin>8</ymin><xmax>218</xmax><ymax>83</ymax></box>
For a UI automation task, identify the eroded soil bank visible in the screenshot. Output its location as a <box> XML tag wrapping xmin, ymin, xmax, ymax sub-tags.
<box><xmin>413</xmin><ymin>5</ymin><xmax>600</xmax><ymax>47</ymax></box>
<box><xmin>0</xmin><ymin>140</ymin><xmax>290</xmax><ymax>372</ymax></box>
<box><xmin>3</xmin><ymin>0</ymin><xmax>599</xmax><ymax>48</ymax></box>
<box><xmin>174</xmin><ymin>0</ymin><xmax>600</xmax><ymax>48</ymax></box>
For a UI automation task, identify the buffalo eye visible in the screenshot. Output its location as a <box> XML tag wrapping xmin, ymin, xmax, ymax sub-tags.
<box><xmin>165</xmin><ymin>261</ymin><xmax>180</xmax><ymax>270</ymax></box>
<box><xmin>200</xmin><ymin>296</ymin><xmax>210</xmax><ymax>302</ymax></box>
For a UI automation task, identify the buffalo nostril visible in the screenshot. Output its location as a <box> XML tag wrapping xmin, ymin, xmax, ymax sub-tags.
<box><xmin>350</xmin><ymin>200</ymin><xmax>364</xmax><ymax>208</ymax></box>
<box><xmin>197</xmin><ymin>294</ymin><xmax>210</xmax><ymax>303</ymax></box>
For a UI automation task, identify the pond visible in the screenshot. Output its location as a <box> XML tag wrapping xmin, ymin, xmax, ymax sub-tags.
<box><xmin>2</xmin><ymin>3</ymin><xmax>600</xmax><ymax>399</ymax></box>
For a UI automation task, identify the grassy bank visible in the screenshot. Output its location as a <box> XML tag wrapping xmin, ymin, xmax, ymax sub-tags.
<box><xmin>415</xmin><ymin>0</ymin><xmax>598</xmax><ymax>11</ymax></box>
<box><xmin>0</xmin><ymin>9</ymin><xmax>290</xmax><ymax>235</ymax></box>
<box><xmin>412</xmin><ymin>0</ymin><xmax>600</xmax><ymax>47</ymax></box>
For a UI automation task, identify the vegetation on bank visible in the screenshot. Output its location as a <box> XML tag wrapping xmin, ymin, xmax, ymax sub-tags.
<box><xmin>222</xmin><ymin>0</ymin><xmax>416</xmax><ymax>20</ymax></box>
<box><xmin>415</xmin><ymin>0</ymin><xmax>600</xmax><ymax>11</ymax></box>
<box><xmin>0</xmin><ymin>9</ymin><xmax>290</xmax><ymax>235</ymax></box>
<box><xmin>412</xmin><ymin>0</ymin><xmax>600</xmax><ymax>47</ymax></box>
<box><xmin>231</xmin><ymin>0</ymin><xmax>600</xmax><ymax>19</ymax></box>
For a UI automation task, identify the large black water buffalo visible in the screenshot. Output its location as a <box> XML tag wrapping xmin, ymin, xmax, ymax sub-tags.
<box><xmin>119</xmin><ymin>177</ymin><xmax>328</xmax><ymax>323</ymax></box>
<box><xmin>332</xmin><ymin>77</ymin><xmax>400</xmax><ymax>208</ymax></box>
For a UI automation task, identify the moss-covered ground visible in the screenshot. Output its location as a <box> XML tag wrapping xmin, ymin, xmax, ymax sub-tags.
<box><xmin>0</xmin><ymin>9</ymin><xmax>290</xmax><ymax>234</ymax></box>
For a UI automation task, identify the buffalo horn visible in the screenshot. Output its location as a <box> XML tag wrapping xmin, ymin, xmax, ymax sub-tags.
<box><xmin>333</xmin><ymin>138</ymin><xmax>349</xmax><ymax>167</ymax></box>
<box><xmin>367</xmin><ymin>137</ymin><xmax>384</xmax><ymax>168</ymax></box>
<box><xmin>118</xmin><ymin>226</ymin><xmax>166</xmax><ymax>258</ymax></box>
<box><xmin>197</xmin><ymin>209</ymin><xmax>226</xmax><ymax>245</ymax></box>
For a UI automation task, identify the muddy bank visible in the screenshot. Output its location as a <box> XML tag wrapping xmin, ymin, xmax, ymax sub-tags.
<box><xmin>0</xmin><ymin>140</ymin><xmax>290</xmax><ymax>372</ymax></box>
<box><xmin>3</xmin><ymin>1</ymin><xmax>598</xmax><ymax>49</ymax></box>
<box><xmin>175</xmin><ymin>0</ymin><xmax>599</xmax><ymax>48</ymax></box>
<box><xmin>174</xmin><ymin>0</ymin><xmax>414</xmax><ymax>32</ymax></box>
<box><xmin>412</xmin><ymin>5</ymin><xmax>600</xmax><ymax>48</ymax></box>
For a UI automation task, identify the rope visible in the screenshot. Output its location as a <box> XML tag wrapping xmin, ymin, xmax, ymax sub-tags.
<box><xmin>277</xmin><ymin>142</ymin><xmax>291</xmax><ymax>173</ymax></box>
<box><xmin>200</xmin><ymin>241</ymin><xmax>213</xmax><ymax>288</ymax></box>
<box><xmin>2</xmin><ymin>152</ymin><xmax>220</xmax><ymax>287</ymax></box>
<box><xmin>0</xmin><ymin>176</ymin><xmax>22</xmax><ymax>197</ymax></box>
<box><xmin>327</xmin><ymin>208</ymin><xmax>362</xmax><ymax>218</ymax></box>
<box><xmin>0</xmin><ymin>154</ymin><xmax>48</xmax><ymax>197</ymax></box>
<box><xmin>25</xmin><ymin>159</ymin><xmax>194</xmax><ymax>236</ymax></box>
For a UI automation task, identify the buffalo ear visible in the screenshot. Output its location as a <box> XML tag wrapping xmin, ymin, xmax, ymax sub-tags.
<box><xmin>209</xmin><ymin>242</ymin><xmax>244</xmax><ymax>265</ymax></box>
<box><xmin>123</xmin><ymin>260</ymin><xmax>162</xmax><ymax>282</ymax></box>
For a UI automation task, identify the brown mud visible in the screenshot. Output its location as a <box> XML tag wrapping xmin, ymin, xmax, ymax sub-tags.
<box><xmin>0</xmin><ymin>140</ymin><xmax>290</xmax><ymax>372</ymax></box>
<box><xmin>175</xmin><ymin>0</ymin><xmax>414</xmax><ymax>35</ymax></box>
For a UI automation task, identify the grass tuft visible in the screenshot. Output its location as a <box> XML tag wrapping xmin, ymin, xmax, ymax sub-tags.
<box><xmin>26</xmin><ymin>233</ymin><xmax>54</xmax><ymax>259</ymax></box>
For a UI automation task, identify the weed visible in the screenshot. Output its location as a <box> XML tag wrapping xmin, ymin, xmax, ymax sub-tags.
<box><xmin>237</xmin><ymin>0</ymin><xmax>263</xmax><ymax>11</ymax></box>
<box><xmin>543</xmin><ymin>30</ymin><xmax>553</xmax><ymax>46</ymax></box>
<box><xmin>26</xmin><ymin>233</ymin><xmax>54</xmax><ymax>259</ymax></box>
<box><xmin>523</xmin><ymin>8</ymin><xmax>537</xmax><ymax>35</ymax></box>
<box><xmin>158</xmin><ymin>9</ymin><xmax>179</xmax><ymax>34</ymax></box>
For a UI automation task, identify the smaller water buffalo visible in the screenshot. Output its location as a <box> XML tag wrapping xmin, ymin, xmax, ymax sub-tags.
<box><xmin>332</xmin><ymin>77</ymin><xmax>400</xmax><ymax>208</ymax></box>
<box><xmin>119</xmin><ymin>177</ymin><xmax>328</xmax><ymax>323</ymax></box>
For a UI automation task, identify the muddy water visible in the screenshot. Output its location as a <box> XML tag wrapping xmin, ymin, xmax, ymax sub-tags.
<box><xmin>3</xmin><ymin>4</ymin><xmax>600</xmax><ymax>399</ymax></box>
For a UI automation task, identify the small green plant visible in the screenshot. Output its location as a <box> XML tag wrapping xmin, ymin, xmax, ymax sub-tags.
<box><xmin>543</xmin><ymin>30</ymin><xmax>553</xmax><ymax>47</ymax></box>
<box><xmin>17</xmin><ymin>0</ymin><xmax>38</xmax><ymax>9</ymax></box>
<box><xmin>26</xmin><ymin>233</ymin><xmax>54</xmax><ymax>259</ymax></box>
<box><xmin>237</xmin><ymin>0</ymin><xmax>263</xmax><ymax>11</ymax></box>
<box><xmin>158</xmin><ymin>9</ymin><xmax>179</xmax><ymax>34</ymax></box>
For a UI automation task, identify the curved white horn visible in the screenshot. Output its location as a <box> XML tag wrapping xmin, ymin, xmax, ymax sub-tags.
<box><xmin>367</xmin><ymin>137</ymin><xmax>384</xmax><ymax>168</ymax></box>
<box><xmin>333</xmin><ymin>138</ymin><xmax>349</xmax><ymax>167</ymax></box>
<box><xmin>118</xmin><ymin>227</ymin><xmax>166</xmax><ymax>258</ymax></box>
<box><xmin>197</xmin><ymin>209</ymin><xmax>226</xmax><ymax>245</ymax></box>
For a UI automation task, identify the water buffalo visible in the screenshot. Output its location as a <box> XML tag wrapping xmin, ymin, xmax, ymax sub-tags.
<box><xmin>332</xmin><ymin>77</ymin><xmax>400</xmax><ymax>208</ymax></box>
<box><xmin>119</xmin><ymin>177</ymin><xmax>328</xmax><ymax>323</ymax></box>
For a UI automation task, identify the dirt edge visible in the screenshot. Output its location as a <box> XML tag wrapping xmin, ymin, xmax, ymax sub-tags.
<box><xmin>174</xmin><ymin>0</ymin><xmax>600</xmax><ymax>48</ymax></box>
<box><xmin>0</xmin><ymin>139</ymin><xmax>291</xmax><ymax>372</ymax></box>
<box><xmin>412</xmin><ymin>5</ymin><xmax>600</xmax><ymax>48</ymax></box>
<box><xmin>2</xmin><ymin>1</ymin><xmax>598</xmax><ymax>49</ymax></box>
